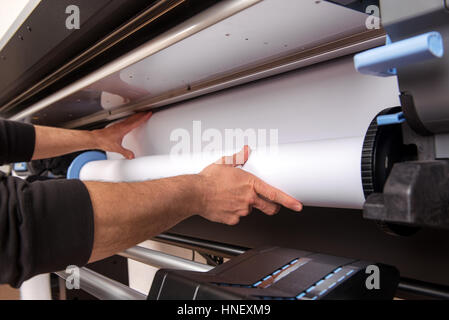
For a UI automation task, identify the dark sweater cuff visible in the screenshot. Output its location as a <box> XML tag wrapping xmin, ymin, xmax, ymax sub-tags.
<box><xmin>23</xmin><ymin>179</ymin><xmax>94</xmax><ymax>277</ymax></box>
<box><xmin>0</xmin><ymin>120</ymin><xmax>35</xmax><ymax>164</ymax></box>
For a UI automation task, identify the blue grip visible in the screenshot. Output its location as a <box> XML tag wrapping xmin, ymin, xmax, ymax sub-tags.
<box><xmin>377</xmin><ymin>112</ymin><xmax>405</xmax><ymax>126</ymax></box>
<box><xmin>67</xmin><ymin>151</ymin><xmax>107</xmax><ymax>179</ymax></box>
<box><xmin>354</xmin><ymin>32</ymin><xmax>444</xmax><ymax>77</ymax></box>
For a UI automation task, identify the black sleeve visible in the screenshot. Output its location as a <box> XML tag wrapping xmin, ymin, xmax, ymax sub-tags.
<box><xmin>0</xmin><ymin>120</ymin><xmax>36</xmax><ymax>165</ymax></box>
<box><xmin>0</xmin><ymin>120</ymin><xmax>95</xmax><ymax>287</ymax></box>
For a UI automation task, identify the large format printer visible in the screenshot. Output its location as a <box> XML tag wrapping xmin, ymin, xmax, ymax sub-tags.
<box><xmin>1</xmin><ymin>0</ymin><xmax>449</xmax><ymax>300</ymax></box>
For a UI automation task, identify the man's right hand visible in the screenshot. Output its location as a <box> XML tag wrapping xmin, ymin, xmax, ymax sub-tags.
<box><xmin>85</xmin><ymin>145</ymin><xmax>303</xmax><ymax>263</ymax></box>
<box><xmin>197</xmin><ymin>146</ymin><xmax>303</xmax><ymax>225</ymax></box>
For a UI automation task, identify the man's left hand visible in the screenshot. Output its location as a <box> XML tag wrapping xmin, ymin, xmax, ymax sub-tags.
<box><xmin>92</xmin><ymin>112</ymin><xmax>152</xmax><ymax>159</ymax></box>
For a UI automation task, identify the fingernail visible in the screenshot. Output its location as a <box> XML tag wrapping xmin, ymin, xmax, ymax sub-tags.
<box><xmin>294</xmin><ymin>203</ymin><xmax>303</xmax><ymax>211</ymax></box>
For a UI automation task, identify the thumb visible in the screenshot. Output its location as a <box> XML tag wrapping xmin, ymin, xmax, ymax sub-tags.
<box><xmin>215</xmin><ymin>145</ymin><xmax>250</xmax><ymax>166</ymax></box>
<box><xmin>118</xmin><ymin>147</ymin><xmax>135</xmax><ymax>160</ymax></box>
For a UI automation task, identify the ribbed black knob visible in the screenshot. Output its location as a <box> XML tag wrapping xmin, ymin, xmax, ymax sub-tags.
<box><xmin>361</xmin><ymin>117</ymin><xmax>379</xmax><ymax>199</ymax></box>
<box><xmin>361</xmin><ymin>107</ymin><xmax>404</xmax><ymax>199</ymax></box>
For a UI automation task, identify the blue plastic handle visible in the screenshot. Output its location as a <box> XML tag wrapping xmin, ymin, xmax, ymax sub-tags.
<box><xmin>354</xmin><ymin>32</ymin><xmax>444</xmax><ymax>77</ymax></box>
<box><xmin>377</xmin><ymin>112</ymin><xmax>405</xmax><ymax>126</ymax></box>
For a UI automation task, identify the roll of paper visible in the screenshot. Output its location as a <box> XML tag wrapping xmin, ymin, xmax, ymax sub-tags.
<box><xmin>80</xmin><ymin>137</ymin><xmax>365</xmax><ymax>209</ymax></box>
<box><xmin>20</xmin><ymin>274</ymin><xmax>52</xmax><ymax>300</ymax></box>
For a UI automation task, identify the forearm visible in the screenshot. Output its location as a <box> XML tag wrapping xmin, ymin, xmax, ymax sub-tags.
<box><xmin>84</xmin><ymin>174</ymin><xmax>204</xmax><ymax>262</ymax></box>
<box><xmin>32</xmin><ymin>125</ymin><xmax>98</xmax><ymax>160</ymax></box>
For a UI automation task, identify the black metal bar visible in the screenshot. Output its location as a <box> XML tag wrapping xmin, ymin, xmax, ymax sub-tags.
<box><xmin>118</xmin><ymin>245</ymin><xmax>212</xmax><ymax>272</ymax></box>
<box><xmin>55</xmin><ymin>267</ymin><xmax>145</xmax><ymax>300</ymax></box>
<box><xmin>326</xmin><ymin>0</ymin><xmax>379</xmax><ymax>13</ymax></box>
<box><xmin>397</xmin><ymin>278</ymin><xmax>449</xmax><ymax>300</ymax></box>
<box><xmin>154</xmin><ymin>233</ymin><xmax>248</xmax><ymax>258</ymax></box>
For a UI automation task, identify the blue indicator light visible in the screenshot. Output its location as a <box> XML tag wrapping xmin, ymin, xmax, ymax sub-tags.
<box><xmin>290</xmin><ymin>259</ymin><xmax>299</xmax><ymax>265</ymax></box>
<box><xmin>346</xmin><ymin>269</ymin><xmax>355</xmax><ymax>276</ymax></box>
<box><xmin>319</xmin><ymin>289</ymin><xmax>328</xmax><ymax>296</ymax></box>
<box><xmin>306</xmin><ymin>286</ymin><xmax>315</xmax><ymax>293</ymax></box>
<box><xmin>334</xmin><ymin>267</ymin><xmax>342</xmax><ymax>274</ymax></box>
<box><xmin>296</xmin><ymin>293</ymin><xmax>306</xmax><ymax>299</ymax></box>
<box><xmin>263</xmin><ymin>275</ymin><xmax>272</xmax><ymax>281</ymax></box>
<box><xmin>337</xmin><ymin>276</ymin><xmax>346</xmax><ymax>283</ymax></box>
<box><xmin>328</xmin><ymin>282</ymin><xmax>337</xmax><ymax>289</ymax></box>
<box><xmin>311</xmin><ymin>296</ymin><xmax>318</xmax><ymax>300</ymax></box>
<box><xmin>281</xmin><ymin>265</ymin><xmax>290</xmax><ymax>270</ymax></box>
<box><xmin>316</xmin><ymin>280</ymin><xmax>324</xmax><ymax>286</ymax></box>
<box><xmin>272</xmin><ymin>270</ymin><xmax>281</xmax><ymax>276</ymax></box>
<box><xmin>325</xmin><ymin>273</ymin><xmax>334</xmax><ymax>280</ymax></box>
<box><xmin>253</xmin><ymin>281</ymin><xmax>262</xmax><ymax>287</ymax></box>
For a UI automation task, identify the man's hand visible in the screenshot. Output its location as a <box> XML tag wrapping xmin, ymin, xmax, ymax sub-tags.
<box><xmin>32</xmin><ymin>112</ymin><xmax>152</xmax><ymax>160</ymax></box>
<box><xmin>197</xmin><ymin>146</ymin><xmax>303</xmax><ymax>225</ymax></box>
<box><xmin>85</xmin><ymin>145</ymin><xmax>302</xmax><ymax>262</ymax></box>
<box><xmin>92</xmin><ymin>112</ymin><xmax>152</xmax><ymax>159</ymax></box>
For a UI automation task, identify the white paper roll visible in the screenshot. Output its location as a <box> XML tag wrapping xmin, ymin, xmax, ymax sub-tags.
<box><xmin>20</xmin><ymin>274</ymin><xmax>52</xmax><ymax>300</ymax></box>
<box><xmin>109</xmin><ymin>56</ymin><xmax>399</xmax><ymax>160</ymax></box>
<box><xmin>80</xmin><ymin>137</ymin><xmax>365</xmax><ymax>209</ymax></box>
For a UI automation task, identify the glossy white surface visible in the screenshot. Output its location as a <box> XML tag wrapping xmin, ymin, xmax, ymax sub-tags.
<box><xmin>115</xmin><ymin>55</ymin><xmax>399</xmax><ymax>158</ymax></box>
<box><xmin>14</xmin><ymin>0</ymin><xmax>372</xmax><ymax>125</ymax></box>
<box><xmin>11</xmin><ymin>0</ymin><xmax>261</xmax><ymax>122</ymax></box>
<box><xmin>119</xmin><ymin>0</ymin><xmax>368</xmax><ymax>97</ymax></box>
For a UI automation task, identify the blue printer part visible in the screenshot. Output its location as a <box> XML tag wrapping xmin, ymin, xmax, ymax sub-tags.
<box><xmin>384</xmin><ymin>35</ymin><xmax>397</xmax><ymax>76</ymax></box>
<box><xmin>67</xmin><ymin>151</ymin><xmax>107</xmax><ymax>179</ymax></box>
<box><xmin>354</xmin><ymin>32</ymin><xmax>444</xmax><ymax>77</ymax></box>
<box><xmin>377</xmin><ymin>111</ymin><xmax>405</xmax><ymax>126</ymax></box>
<box><xmin>13</xmin><ymin>162</ymin><xmax>28</xmax><ymax>172</ymax></box>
